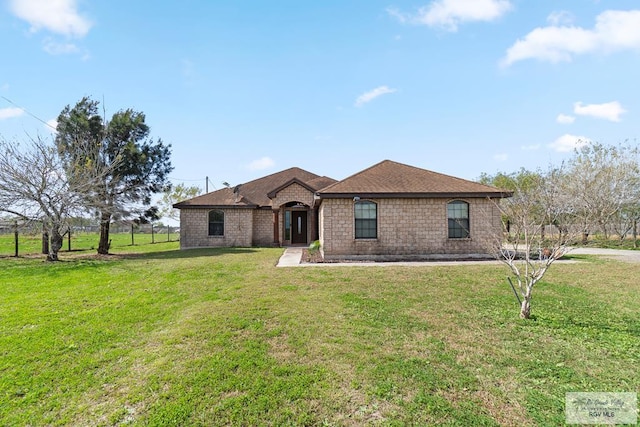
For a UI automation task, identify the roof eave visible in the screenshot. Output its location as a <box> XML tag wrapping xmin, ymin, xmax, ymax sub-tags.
<box><xmin>172</xmin><ymin>203</ymin><xmax>259</xmax><ymax>209</ymax></box>
<box><xmin>317</xmin><ymin>192</ymin><xmax>512</xmax><ymax>199</ymax></box>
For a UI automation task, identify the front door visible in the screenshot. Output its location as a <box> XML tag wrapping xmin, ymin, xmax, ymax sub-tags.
<box><xmin>291</xmin><ymin>211</ymin><xmax>307</xmax><ymax>244</ymax></box>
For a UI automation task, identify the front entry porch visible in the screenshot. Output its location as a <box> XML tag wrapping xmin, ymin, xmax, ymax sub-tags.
<box><xmin>273</xmin><ymin>202</ymin><xmax>318</xmax><ymax>247</ymax></box>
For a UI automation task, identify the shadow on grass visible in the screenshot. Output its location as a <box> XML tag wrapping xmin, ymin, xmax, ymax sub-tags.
<box><xmin>0</xmin><ymin>247</ymin><xmax>264</xmax><ymax>265</ymax></box>
<box><xmin>117</xmin><ymin>247</ymin><xmax>261</xmax><ymax>260</ymax></box>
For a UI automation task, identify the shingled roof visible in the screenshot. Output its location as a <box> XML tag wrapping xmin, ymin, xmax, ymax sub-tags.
<box><xmin>173</xmin><ymin>167</ymin><xmax>337</xmax><ymax>209</ymax></box>
<box><xmin>317</xmin><ymin>160</ymin><xmax>510</xmax><ymax>198</ymax></box>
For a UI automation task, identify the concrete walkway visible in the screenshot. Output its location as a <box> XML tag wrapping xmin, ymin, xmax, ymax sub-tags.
<box><xmin>276</xmin><ymin>247</ymin><xmax>304</xmax><ymax>267</ymax></box>
<box><xmin>277</xmin><ymin>246</ymin><xmax>640</xmax><ymax>267</ymax></box>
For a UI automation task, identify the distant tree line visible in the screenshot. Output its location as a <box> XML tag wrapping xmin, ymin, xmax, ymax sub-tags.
<box><xmin>480</xmin><ymin>141</ymin><xmax>640</xmax><ymax>245</ymax></box>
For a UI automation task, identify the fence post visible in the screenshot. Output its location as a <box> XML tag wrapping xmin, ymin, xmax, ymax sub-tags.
<box><xmin>14</xmin><ymin>220</ymin><xmax>19</xmax><ymax>257</ymax></box>
<box><xmin>151</xmin><ymin>223</ymin><xmax>155</xmax><ymax>244</ymax></box>
<box><xmin>167</xmin><ymin>225</ymin><xmax>170</xmax><ymax>242</ymax></box>
<box><xmin>67</xmin><ymin>228</ymin><xmax>71</xmax><ymax>251</ymax></box>
<box><xmin>131</xmin><ymin>223</ymin><xmax>135</xmax><ymax>245</ymax></box>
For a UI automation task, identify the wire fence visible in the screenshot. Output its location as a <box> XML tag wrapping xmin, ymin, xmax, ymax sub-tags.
<box><xmin>0</xmin><ymin>221</ymin><xmax>179</xmax><ymax>257</ymax></box>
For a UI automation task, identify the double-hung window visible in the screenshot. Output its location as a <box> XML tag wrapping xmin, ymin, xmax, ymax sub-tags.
<box><xmin>208</xmin><ymin>209</ymin><xmax>224</xmax><ymax>236</ymax></box>
<box><xmin>447</xmin><ymin>201</ymin><xmax>470</xmax><ymax>238</ymax></box>
<box><xmin>355</xmin><ymin>201</ymin><xmax>377</xmax><ymax>239</ymax></box>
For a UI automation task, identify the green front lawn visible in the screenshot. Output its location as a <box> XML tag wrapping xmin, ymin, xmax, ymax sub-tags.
<box><xmin>0</xmin><ymin>245</ymin><xmax>638</xmax><ymax>425</ymax></box>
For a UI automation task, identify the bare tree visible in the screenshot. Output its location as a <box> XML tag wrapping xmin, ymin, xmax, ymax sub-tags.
<box><xmin>159</xmin><ymin>183</ymin><xmax>202</xmax><ymax>222</ymax></box>
<box><xmin>609</xmin><ymin>203</ymin><xmax>640</xmax><ymax>245</ymax></box>
<box><xmin>563</xmin><ymin>142</ymin><xmax>640</xmax><ymax>242</ymax></box>
<box><xmin>0</xmin><ymin>136</ymin><xmax>112</xmax><ymax>261</ymax></box>
<box><xmin>487</xmin><ymin>165</ymin><xmax>578</xmax><ymax>319</ymax></box>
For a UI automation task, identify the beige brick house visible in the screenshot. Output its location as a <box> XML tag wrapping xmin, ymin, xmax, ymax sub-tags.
<box><xmin>174</xmin><ymin>160</ymin><xmax>511</xmax><ymax>260</ymax></box>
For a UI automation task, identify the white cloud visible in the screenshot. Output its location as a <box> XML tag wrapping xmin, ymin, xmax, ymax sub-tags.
<box><xmin>548</xmin><ymin>134</ymin><xmax>591</xmax><ymax>152</ymax></box>
<box><xmin>0</xmin><ymin>107</ymin><xmax>24</xmax><ymax>120</ymax></box>
<box><xmin>556</xmin><ymin>113</ymin><xmax>575</xmax><ymax>124</ymax></box>
<box><xmin>247</xmin><ymin>157</ymin><xmax>275</xmax><ymax>171</ymax></box>
<box><xmin>521</xmin><ymin>144</ymin><xmax>541</xmax><ymax>151</ymax></box>
<box><xmin>355</xmin><ymin>86</ymin><xmax>396</xmax><ymax>107</ymax></box>
<box><xmin>9</xmin><ymin>0</ymin><xmax>92</xmax><ymax>37</ymax></box>
<box><xmin>573</xmin><ymin>101</ymin><xmax>626</xmax><ymax>122</ymax></box>
<box><xmin>502</xmin><ymin>10</ymin><xmax>640</xmax><ymax>66</ymax></box>
<box><xmin>493</xmin><ymin>153</ymin><xmax>508</xmax><ymax>161</ymax></box>
<box><xmin>388</xmin><ymin>0</ymin><xmax>512</xmax><ymax>32</ymax></box>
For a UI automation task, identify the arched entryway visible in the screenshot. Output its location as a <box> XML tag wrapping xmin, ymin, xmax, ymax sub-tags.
<box><xmin>279</xmin><ymin>201</ymin><xmax>315</xmax><ymax>246</ymax></box>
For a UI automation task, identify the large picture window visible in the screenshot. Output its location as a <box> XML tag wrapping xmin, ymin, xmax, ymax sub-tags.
<box><xmin>208</xmin><ymin>209</ymin><xmax>224</xmax><ymax>236</ymax></box>
<box><xmin>355</xmin><ymin>201</ymin><xmax>377</xmax><ymax>239</ymax></box>
<box><xmin>447</xmin><ymin>201</ymin><xmax>469</xmax><ymax>238</ymax></box>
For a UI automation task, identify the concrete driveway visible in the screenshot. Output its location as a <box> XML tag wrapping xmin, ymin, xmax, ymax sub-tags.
<box><xmin>568</xmin><ymin>247</ymin><xmax>640</xmax><ymax>263</ymax></box>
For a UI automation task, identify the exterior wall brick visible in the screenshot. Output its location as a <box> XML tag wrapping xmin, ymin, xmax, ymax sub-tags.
<box><xmin>179</xmin><ymin>208</ymin><xmax>253</xmax><ymax>249</ymax></box>
<box><xmin>271</xmin><ymin>183</ymin><xmax>314</xmax><ymax>208</ymax></box>
<box><xmin>252</xmin><ymin>209</ymin><xmax>273</xmax><ymax>246</ymax></box>
<box><xmin>320</xmin><ymin>197</ymin><xmax>502</xmax><ymax>259</ymax></box>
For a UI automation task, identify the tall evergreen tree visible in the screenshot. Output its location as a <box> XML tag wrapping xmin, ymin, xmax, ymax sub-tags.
<box><xmin>55</xmin><ymin>97</ymin><xmax>173</xmax><ymax>254</ymax></box>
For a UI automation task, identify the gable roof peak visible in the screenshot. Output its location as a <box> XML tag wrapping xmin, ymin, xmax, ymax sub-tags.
<box><xmin>318</xmin><ymin>159</ymin><xmax>509</xmax><ymax>197</ymax></box>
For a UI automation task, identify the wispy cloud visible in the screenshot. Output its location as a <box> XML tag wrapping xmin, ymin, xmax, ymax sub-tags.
<box><xmin>355</xmin><ymin>86</ymin><xmax>396</xmax><ymax>107</ymax></box>
<box><xmin>548</xmin><ymin>134</ymin><xmax>591</xmax><ymax>152</ymax></box>
<box><xmin>247</xmin><ymin>157</ymin><xmax>275</xmax><ymax>171</ymax></box>
<box><xmin>502</xmin><ymin>10</ymin><xmax>640</xmax><ymax>66</ymax></box>
<box><xmin>493</xmin><ymin>153</ymin><xmax>508</xmax><ymax>161</ymax></box>
<box><xmin>546</xmin><ymin>10</ymin><xmax>574</xmax><ymax>26</ymax></box>
<box><xmin>556</xmin><ymin>113</ymin><xmax>575</xmax><ymax>124</ymax></box>
<box><xmin>0</xmin><ymin>107</ymin><xmax>24</xmax><ymax>120</ymax></box>
<box><xmin>573</xmin><ymin>101</ymin><xmax>626</xmax><ymax>122</ymax></box>
<box><xmin>521</xmin><ymin>144</ymin><xmax>540</xmax><ymax>151</ymax></box>
<box><xmin>43</xmin><ymin>38</ymin><xmax>79</xmax><ymax>55</ymax></box>
<box><xmin>388</xmin><ymin>0</ymin><xmax>512</xmax><ymax>32</ymax></box>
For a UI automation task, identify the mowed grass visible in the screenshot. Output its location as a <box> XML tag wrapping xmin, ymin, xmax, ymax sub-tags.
<box><xmin>0</xmin><ymin>245</ymin><xmax>638</xmax><ymax>426</ymax></box>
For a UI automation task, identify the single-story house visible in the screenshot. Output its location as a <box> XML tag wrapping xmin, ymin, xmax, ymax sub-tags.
<box><xmin>173</xmin><ymin>160</ymin><xmax>511</xmax><ymax>261</ymax></box>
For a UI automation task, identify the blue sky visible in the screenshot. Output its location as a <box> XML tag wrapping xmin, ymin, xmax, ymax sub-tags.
<box><xmin>1</xmin><ymin>0</ymin><xmax>639</xmax><ymax>194</ymax></box>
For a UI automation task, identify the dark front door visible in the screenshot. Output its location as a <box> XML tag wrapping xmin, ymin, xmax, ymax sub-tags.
<box><xmin>291</xmin><ymin>211</ymin><xmax>307</xmax><ymax>244</ymax></box>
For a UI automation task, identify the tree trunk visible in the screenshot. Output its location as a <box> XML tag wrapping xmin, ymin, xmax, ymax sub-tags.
<box><xmin>42</xmin><ymin>231</ymin><xmax>49</xmax><ymax>255</ymax></box>
<box><xmin>98</xmin><ymin>212</ymin><xmax>111</xmax><ymax>254</ymax></box>
<box><xmin>519</xmin><ymin>298</ymin><xmax>531</xmax><ymax>319</ymax></box>
<box><xmin>47</xmin><ymin>229</ymin><xmax>63</xmax><ymax>261</ymax></box>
